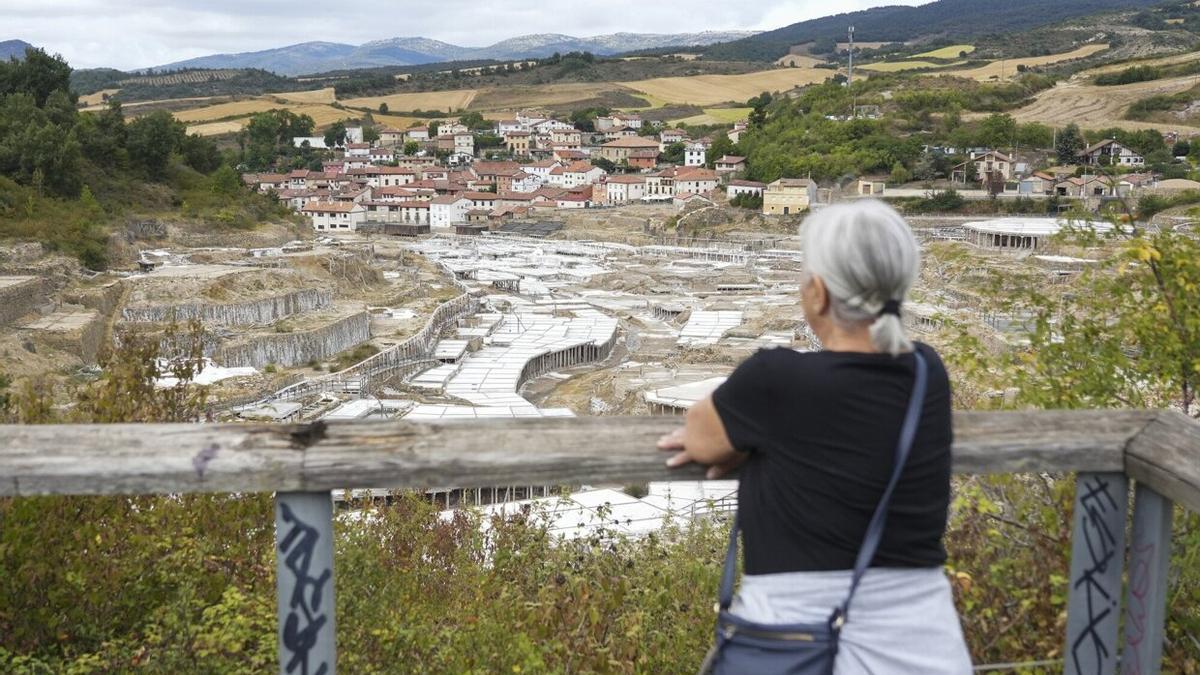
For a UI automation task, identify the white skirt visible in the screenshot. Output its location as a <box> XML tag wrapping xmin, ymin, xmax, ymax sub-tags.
<box><xmin>729</xmin><ymin>567</ymin><xmax>973</xmax><ymax>674</ymax></box>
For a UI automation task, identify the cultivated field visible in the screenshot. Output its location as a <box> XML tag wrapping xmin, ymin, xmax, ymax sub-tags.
<box><xmin>78</xmin><ymin>88</ymin><xmax>120</xmax><ymax>106</ymax></box>
<box><xmin>1007</xmin><ymin>72</ymin><xmax>1200</xmax><ymax>132</ymax></box>
<box><xmin>619</xmin><ymin>65</ymin><xmax>832</xmax><ymax>106</ymax></box>
<box><xmin>672</xmin><ymin>107</ymin><xmax>752</xmax><ymax>125</ymax></box>
<box><xmin>271</xmin><ymin>87</ymin><xmax>337</xmax><ymax>104</ymax></box>
<box><xmin>941</xmin><ymin>43</ymin><xmax>1110</xmax><ymax>81</ymax></box>
<box><xmin>468</xmin><ymin>83</ymin><xmax>624</xmax><ymax>111</ymax></box>
<box><xmin>912</xmin><ymin>44</ymin><xmax>975</xmax><ymax>59</ymax></box>
<box><xmin>173</xmin><ymin>99</ymin><xmax>288</xmax><ymax>123</ymax></box>
<box><xmin>341</xmin><ymin>89</ymin><xmax>478</xmax><ymax>112</ymax></box>
<box><xmin>861</xmin><ymin>60</ymin><xmax>966</xmax><ymax>72</ymax></box>
<box><xmin>186</xmin><ymin>120</ymin><xmax>247</xmax><ymax>136</ymax></box>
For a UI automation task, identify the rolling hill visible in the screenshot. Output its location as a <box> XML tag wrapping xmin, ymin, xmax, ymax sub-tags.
<box><xmin>703</xmin><ymin>0</ymin><xmax>1163</xmax><ymax>61</ymax></box>
<box><xmin>154</xmin><ymin>31</ymin><xmax>757</xmax><ymax>76</ymax></box>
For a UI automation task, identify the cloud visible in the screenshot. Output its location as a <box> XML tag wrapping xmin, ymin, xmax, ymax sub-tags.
<box><xmin>7</xmin><ymin>0</ymin><xmax>919</xmax><ymax>70</ymax></box>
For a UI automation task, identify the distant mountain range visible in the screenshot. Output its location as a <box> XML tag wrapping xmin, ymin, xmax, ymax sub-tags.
<box><xmin>151</xmin><ymin>31</ymin><xmax>757</xmax><ymax>76</ymax></box>
<box><xmin>0</xmin><ymin>39</ymin><xmax>34</xmax><ymax>60</ymax></box>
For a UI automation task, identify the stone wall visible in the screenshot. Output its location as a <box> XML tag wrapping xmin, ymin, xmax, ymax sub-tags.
<box><xmin>215</xmin><ymin>312</ymin><xmax>371</xmax><ymax>369</ymax></box>
<box><xmin>0</xmin><ymin>276</ymin><xmax>49</xmax><ymax>327</ymax></box>
<box><xmin>122</xmin><ymin>289</ymin><xmax>333</xmax><ymax>327</ymax></box>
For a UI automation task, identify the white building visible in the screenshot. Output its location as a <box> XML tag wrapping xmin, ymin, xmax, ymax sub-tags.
<box><xmin>292</xmin><ymin>136</ymin><xmax>328</xmax><ymax>149</ymax></box>
<box><xmin>605</xmin><ymin>176</ymin><xmax>646</xmax><ymax>204</ymax></box>
<box><xmin>301</xmin><ymin>202</ymin><xmax>366</xmax><ymax>232</ymax></box>
<box><xmin>510</xmin><ymin>171</ymin><xmax>545</xmax><ymax>193</ymax></box>
<box><xmin>684</xmin><ymin>143</ymin><xmax>707</xmax><ymax>167</ymax></box>
<box><xmin>430</xmin><ymin>196</ymin><xmax>472</xmax><ymax>227</ymax></box>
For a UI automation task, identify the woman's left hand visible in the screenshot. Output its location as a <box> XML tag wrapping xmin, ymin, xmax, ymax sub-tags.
<box><xmin>658</xmin><ymin>426</ymin><xmax>745</xmax><ymax>479</ymax></box>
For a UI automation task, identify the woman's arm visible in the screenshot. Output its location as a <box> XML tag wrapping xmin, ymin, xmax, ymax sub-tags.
<box><xmin>657</xmin><ymin>395</ymin><xmax>746</xmax><ymax>479</ymax></box>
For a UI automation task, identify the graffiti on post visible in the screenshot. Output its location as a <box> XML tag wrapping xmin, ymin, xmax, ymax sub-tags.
<box><xmin>1122</xmin><ymin>541</ymin><xmax>1154</xmax><ymax>675</ymax></box>
<box><xmin>278</xmin><ymin>502</ymin><xmax>331</xmax><ymax>675</ymax></box>
<box><xmin>1069</xmin><ymin>474</ymin><xmax>1122</xmax><ymax>675</ymax></box>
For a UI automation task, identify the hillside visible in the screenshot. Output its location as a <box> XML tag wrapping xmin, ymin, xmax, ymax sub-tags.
<box><xmin>703</xmin><ymin>0</ymin><xmax>1163</xmax><ymax>61</ymax></box>
<box><xmin>153</xmin><ymin>31</ymin><xmax>756</xmax><ymax>76</ymax></box>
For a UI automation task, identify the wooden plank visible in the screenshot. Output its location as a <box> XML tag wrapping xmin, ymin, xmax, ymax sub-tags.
<box><xmin>0</xmin><ymin>409</ymin><xmax>1178</xmax><ymax>498</ymax></box>
<box><xmin>1125</xmin><ymin>410</ymin><xmax>1200</xmax><ymax>513</ymax></box>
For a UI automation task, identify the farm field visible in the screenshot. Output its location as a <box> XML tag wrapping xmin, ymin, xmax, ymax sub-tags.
<box><xmin>1006</xmin><ymin>72</ymin><xmax>1200</xmax><ymax>132</ymax></box>
<box><xmin>861</xmin><ymin>60</ymin><xmax>966</xmax><ymax>72</ymax></box>
<box><xmin>619</xmin><ymin>65</ymin><xmax>831</xmax><ymax>106</ymax></box>
<box><xmin>341</xmin><ymin>89</ymin><xmax>478</xmax><ymax>112</ymax></box>
<box><xmin>173</xmin><ymin>99</ymin><xmax>288</xmax><ymax>123</ymax></box>
<box><xmin>941</xmin><ymin>43</ymin><xmax>1110</xmax><ymax>81</ymax></box>
<box><xmin>78</xmin><ymin>88</ymin><xmax>120</xmax><ymax>106</ymax></box>
<box><xmin>272</xmin><ymin>87</ymin><xmax>336</xmax><ymax>104</ymax></box>
<box><xmin>672</xmin><ymin>107</ymin><xmax>751</xmax><ymax>125</ymax></box>
<box><xmin>912</xmin><ymin>44</ymin><xmax>975</xmax><ymax>59</ymax></box>
<box><xmin>468</xmin><ymin>82</ymin><xmax>624</xmax><ymax>111</ymax></box>
<box><xmin>186</xmin><ymin>120</ymin><xmax>247</xmax><ymax>136</ymax></box>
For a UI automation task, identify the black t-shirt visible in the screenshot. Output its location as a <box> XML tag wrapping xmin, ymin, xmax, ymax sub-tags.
<box><xmin>711</xmin><ymin>343</ymin><xmax>952</xmax><ymax>575</ymax></box>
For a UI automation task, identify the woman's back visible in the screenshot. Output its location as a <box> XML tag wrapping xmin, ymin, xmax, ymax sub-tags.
<box><xmin>712</xmin><ymin>342</ymin><xmax>953</xmax><ymax>575</ymax></box>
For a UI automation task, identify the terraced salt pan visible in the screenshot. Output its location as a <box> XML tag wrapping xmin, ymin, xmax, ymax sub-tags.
<box><xmin>445</xmin><ymin>309</ymin><xmax>617</xmax><ymax>407</ymax></box>
<box><xmin>677</xmin><ymin>310</ymin><xmax>743</xmax><ymax>346</ymax></box>
<box><xmin>461</xmin><ymin>481</ymin><xmax>738</xmax><ymax>539</ymax></box>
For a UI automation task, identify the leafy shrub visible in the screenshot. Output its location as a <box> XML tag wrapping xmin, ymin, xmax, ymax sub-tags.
<box><xmin>1095</xmin><ymin>65</ymin><xmax>1163</xmax><ymax>86</ymax></box>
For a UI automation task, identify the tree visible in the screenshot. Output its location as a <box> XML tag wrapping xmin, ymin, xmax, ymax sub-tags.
<box><xmin>127</xmin><ymin>111</ymin><xmax>185</xmax><ymax>180</ymax></box>
<box><xmin>705</xmin><ymin>135</ymin><xmax>734</xmax><ymax>169</ymax></box>
<box><xmin>662</xmin><ymin>142</ymin><xmax>686</xmax><ymax>164</ymax></box>
<box><xmin>403</xmin><ymin>140</ymin><xmax>419</xmax><ymax>156</ymax></box>
<box><xmin>324</xmin><ymin>122</ymin><xmax>347</xmax><ymax>149</ymax></box>
<box><xmin>363</xmin><ymin>126</ymin><xmax>380</xmax><ymax>144</ymax></box>
<box><xmin>978</xmin><ymin>113</ymin><xmax>1017</xmax><ymax>149</ymax></box>
<box><xmin>889</xmin><ymin>161</ymin><xmax>912</xmax><ymax>185</ymax></box>
<box><xmin>1056</xmin><ymin>123</ymin><xmax>1085</xmax><ymax>164</ymax></box>
<box><xmin>209</xmin><ymin>164</ymin><xmax>241</xmax><ymax>195</ymax></box>
<box><xmin>0</xmin><ymin>47</ymin><xmax>73</xmax><ymax>107</ymax></box>
<box><xmin>592</xmin><ymin>157</ymin><xmax>616</xmax><ymax>173</ymax></box>
<box><xmin>379</xmin><ymin>102</ymin><xmax>389</xmax><ymax>114</ymax></box>
<box><xmin>1173</xmin><ymin>139</ymin><xmax>1191</xmax><ymax>157</ymax></box>
<box><xmin>180</xmin><ymin>134</ymin><xmax>221</xmax><ymax>173</ymax></box>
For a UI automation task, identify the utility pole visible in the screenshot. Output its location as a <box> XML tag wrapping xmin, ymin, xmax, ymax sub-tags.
<box><xmin>847</xmin><ymin>26</ymin><xmax>855</xmax><ymax>87</ymax></box>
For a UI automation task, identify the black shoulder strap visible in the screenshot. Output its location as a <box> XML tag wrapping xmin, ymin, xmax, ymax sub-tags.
<box><xmin>718</xmin><ymin>350</ymin><xmax>930</xmax><ymax>622</ymax></box>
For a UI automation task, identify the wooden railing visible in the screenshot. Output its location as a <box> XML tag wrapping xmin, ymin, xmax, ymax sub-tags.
<box><xmin>2</xmin><ymin>409</ymin><xmax>1198</xmax><ymax>675</ymax></box>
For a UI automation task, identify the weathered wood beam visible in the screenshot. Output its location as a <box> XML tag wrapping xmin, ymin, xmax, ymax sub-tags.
<box><xmin>1125</xmin><ymin>410</ymin><xmax>1200</xmax><ymax>514</ymax></box>
<box><xmin>0</xmin><ymin>409</ymin><xmax>1173</xmax><ymax>498</ymax></box>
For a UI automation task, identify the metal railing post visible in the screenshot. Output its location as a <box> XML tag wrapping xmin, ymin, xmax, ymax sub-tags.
<box><xmin>1119</xmin><ymin>483</ymin><xmax>1173</xmax><ymax>675</ymax></box>
<box><xmin>1064</xmin><ymin>472</ymin><xmax>1128</xmax><ymax>675</ymax></box>
<box><xmin>276</xmin><ymin>491</ymin><xmax>337</xmax><ymax>675</ymax></box>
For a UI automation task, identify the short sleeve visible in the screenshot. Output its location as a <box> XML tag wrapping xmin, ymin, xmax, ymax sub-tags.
<box><xmin>711</xmin><ymin>350</ymin><xmax>775</xmax><ymax>453</ymax></box>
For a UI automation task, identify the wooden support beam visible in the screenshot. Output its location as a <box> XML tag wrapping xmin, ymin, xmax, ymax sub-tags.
<box><xmin>0</xmin><ymin>409</ymin><xmax>1165</xmax><ymax>498</ymax></box>
<box><xmin>1124</xmin><ymin>410</ymin><xmax>1200</xmax><ymax>514</ymax></box>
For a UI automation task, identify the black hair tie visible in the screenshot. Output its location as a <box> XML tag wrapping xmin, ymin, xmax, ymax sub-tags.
<box><xmin>878</xmin><ymin>299</ymin><xmax>902</xmax><ymax>317</ymax></box>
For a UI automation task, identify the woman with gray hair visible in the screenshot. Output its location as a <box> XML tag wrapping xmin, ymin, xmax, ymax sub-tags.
<box><xmin>660</xmin><ymin>200</ymin><xmax>972</xmax><ymax>673</ymax></box>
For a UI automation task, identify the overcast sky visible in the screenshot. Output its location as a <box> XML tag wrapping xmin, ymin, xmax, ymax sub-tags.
<box><xmin>7</xmin><ymin>0</ymin><xmax>927</xmax><ymax>71</ymax></box>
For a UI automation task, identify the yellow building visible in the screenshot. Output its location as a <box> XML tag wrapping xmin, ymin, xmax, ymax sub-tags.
<box><xmin>762</xmin><ymin>178</ymin><xmax>817</xmax><ymax>215</ymax></box>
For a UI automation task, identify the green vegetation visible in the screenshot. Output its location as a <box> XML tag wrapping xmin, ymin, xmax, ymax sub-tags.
<box><xmin>332</xmin><ymin>343</ymin><xmax>380</xmax><ymax>371</ymax></box>
<box><xmin>70</xmin><ymin>67</ymin><xmax>313</xmax><ymax>103</ymax></box>
<box><xmin>1125</xmin><ymin>86</ymin><xmax>1200</xmax><ymax>121</ymax></box>
<box><xmin>1094</xmin><ymin>64</ymin><xmax>1162</xmax><ymax>85</ymax></box>
<box><xmin>0</xmin><ymin>48</ymin><xmax>292</xmax><ymax>268</ymax></box>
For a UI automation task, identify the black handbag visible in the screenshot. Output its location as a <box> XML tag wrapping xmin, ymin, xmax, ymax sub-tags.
<box><xmin>699</xmin><ymin>350</ymin><xmax>929</xmax><ymax>675</ymax></box>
